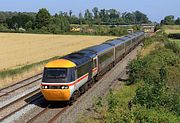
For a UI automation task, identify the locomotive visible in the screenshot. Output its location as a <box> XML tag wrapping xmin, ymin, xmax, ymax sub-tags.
<box><xmin>41</xmin><ymin>31</ymin><xmax>145</xmax><ymax>103</ymax></box>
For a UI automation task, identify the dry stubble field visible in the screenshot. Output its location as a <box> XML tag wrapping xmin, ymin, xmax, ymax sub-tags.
<box><xmin>0</xmin><ymin>33</ymin><xmax>117</xmax><ymax>71</ymax></box>
<box><xmin>0</xmin><ymin>33</ymin><xmax>117</xmax><ymax>88</ymax></box>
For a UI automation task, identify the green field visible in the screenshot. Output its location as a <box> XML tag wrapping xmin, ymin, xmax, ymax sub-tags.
<box><xmin>162</xmin><ymin>25</ymin><xmax>180</xmax><ymax>34</ymax></box>
<box><xmin>169</xmin><ymin>39</ymin><xmax>180</xmax><ymax>46</ymax></box>
<box><xmin>162</xmin><ymin>25</ymin><xmax>180</xmax><ymax>30</ymax></box>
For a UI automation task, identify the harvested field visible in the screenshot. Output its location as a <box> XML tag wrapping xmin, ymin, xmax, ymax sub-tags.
<box><xmin>162</xmin><ymin>25</ymin><xmax>180</xmax><ymax>30</ymax></box>
<box><xmin>0</xmin><ymin>33</ymin><xmax>117</xmax><ymax>71</ymax></box>
<box><xmin>165</xmin><ymin>29</ymin><xmax>180</xmax><ymax>34</ymax></box>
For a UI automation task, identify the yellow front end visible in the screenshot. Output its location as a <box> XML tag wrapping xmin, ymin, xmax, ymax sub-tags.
<box><xmin>41</xmin><ymin>89</ymin><xmax>71</xmax><ymax>101</ymax></box>
<box><xmin>41</xmin><ymin>59</ymin><xmax>76</xmax><ymax>101</ymax></box>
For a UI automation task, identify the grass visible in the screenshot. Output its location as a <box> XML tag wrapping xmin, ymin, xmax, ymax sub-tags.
<box><xmin>0</xmin><ymin>33</ymin><xmax>117</xmax><ymax>88</ymax></box>
<box><xmin>162</xmin><ymin>25</ymin><xmax>180</xmax><ymax>30</ymax></box>
<box><xmin>140</xmin><ymin>42</ymin><xmax>163</xmax><ymax>57</ymax></box>
<box><xmin>165</xmin><ymin>30</ymin><xmax>180</xmax><ymax>34</ymax></box>
<box><xmin>169</xmin><ymin>39</ymin><xmax>180</xmax><ymax>46</ymax></box>
<box><xmin>162</xmin><ymin>25</ymin><xmax>180</xmax><ymax>34</ymax></box>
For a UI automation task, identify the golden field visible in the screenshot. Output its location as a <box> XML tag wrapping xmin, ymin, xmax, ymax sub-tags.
<box><xmin>165</xmin><ymin>29</ymin><xmax>180</xmax><ymax>34</ymax></box>
<box><xmin>0</xmin><ymin>33</ymin><xmax>117</xmax><ymax>71</ymax></box>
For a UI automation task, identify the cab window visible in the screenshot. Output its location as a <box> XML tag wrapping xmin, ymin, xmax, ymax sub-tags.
<box><xmin>43</xmin><ymin>68</ymin><xmax>67</xmax><ymax>83</ymax></box>
<box><xmin>68</xmin><ymin>68</ymin><xmax>75</xmax><ymax>82</ymax></box>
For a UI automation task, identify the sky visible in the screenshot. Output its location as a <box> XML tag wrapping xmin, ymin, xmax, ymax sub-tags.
<box><xmin>0</xmin><ymin>0</ymin><xmax>180</xmax><ymax>22</ymax></box>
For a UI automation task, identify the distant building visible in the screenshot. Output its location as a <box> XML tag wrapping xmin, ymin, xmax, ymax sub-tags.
<box><xmin>70</xmin><ymin>26</ymin><xmax>81</xmax><ymax>32</ymax></box>
<box><xmin>127</xmin><ymin>29</ymin><xmax>134</xmax><ymax>33</ymax></box>
<box><xmin>142</xmin><ymin>24</ymin><xmax>155</xmax><ymax>33</ymax></box>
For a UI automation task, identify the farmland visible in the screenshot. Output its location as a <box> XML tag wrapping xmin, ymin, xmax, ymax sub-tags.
<box><xmin>163</xmin><ymin>25</ymin><xmax>180</xmax><ymax>34</ymax></box>
<box><xmin>0</xmin><ymin>33</ymin><xmax>117</xmax><ymax>71</ymax></box>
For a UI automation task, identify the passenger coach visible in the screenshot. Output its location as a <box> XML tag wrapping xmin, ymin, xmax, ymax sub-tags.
<box><xmin>41</xmin><ymin>31</ymin><xmax>145</xmax><ymax>103</ymax></box>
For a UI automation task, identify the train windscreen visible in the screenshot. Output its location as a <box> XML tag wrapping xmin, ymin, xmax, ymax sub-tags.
<box><xmin>42</xmin><ymin>68</ymin><xmax>67</xmax><ymax>83</ymax></box>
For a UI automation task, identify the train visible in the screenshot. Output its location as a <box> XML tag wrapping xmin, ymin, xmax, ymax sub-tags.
<box><xmin>41</xmin><ymin>31</ymin><xmax>145</xmax><ymax>104</ymax></box>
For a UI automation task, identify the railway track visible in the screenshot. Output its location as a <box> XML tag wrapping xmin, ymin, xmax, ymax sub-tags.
<box><xmin>0</xmin><ymin>73</ymin><xmax>42</xmax><ymax>98</ymax></box>
<box><xmin>0</xmin><ymin>94</ymin><xmax>43</xmax><ymax>122</ymax></box>
<box><xmin>26</xmin><ymin>104</ymin><xmax>69</xmax><ymax>123</ymax></box>
<box><xmin>0</xmin><ymin>73</ymin><xmax>43</xmax><ymax>122</ymax></box>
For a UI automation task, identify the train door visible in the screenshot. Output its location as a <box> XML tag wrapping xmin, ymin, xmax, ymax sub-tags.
<box><xmin>88</xmin><ymin>61</ymin><xmax>93</xmax><ymax>80</ymax></box>
<box><xmin>92</xmin><ymin>56</ymin><xmax>98</xmax><ymax>77</ymax></box>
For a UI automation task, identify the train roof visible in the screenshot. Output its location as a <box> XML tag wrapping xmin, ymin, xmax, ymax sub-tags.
<box><xmin>104</xmin><ymin>39</ymin><xmax>124</xmax><ymax>47</ymax></box>
<box><xmin>63</xmin><ymin>52</ymin><xmax>92</xmax><ymax>67</ymax></box>
<box><xmin>78</xmin><ymin>50</ymin><xmax>96</xmax><ymax>58</ymax></box>
<box><xmin>85</xmin><ymin>43</ymin><xmax>114</xmax><ymax>54</ymax></box>
<box><xmin>134</xmin><ymin>31</ymin><xmax>145</xmax><ymax>36</ymax></box>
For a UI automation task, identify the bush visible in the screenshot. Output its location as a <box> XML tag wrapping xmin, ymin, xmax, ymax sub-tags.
<box><xmin>128</xmin><ymin>57</ymin><xmax>147</xmax><ymax>84</ymax></box>
<box><xmin>165</xmin><ymin>41</ymin><xmax>180</xmax><ymax>56</ymax></box>
<box><xmin>128</xmin><ymin>48</ymin><xmax>180</xmax><ymax>114</ymax></box>
<box><xmin>130</xmin><ymin>105</ymin><xmax>180</xmax><ymax>123</ymax></box>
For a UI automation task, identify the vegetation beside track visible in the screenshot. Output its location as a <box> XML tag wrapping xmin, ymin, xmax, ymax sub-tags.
<box><xmin>78</xmin><ymin>32</ymin><xmax>180</xmax><ymax>123</ymax></box>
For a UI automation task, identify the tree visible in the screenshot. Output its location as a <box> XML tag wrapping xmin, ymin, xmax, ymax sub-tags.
<box><xmin>0</xmin><ymin>13</ymin><xmax>6</xmax><ymax>23</ymax></box>
<box><xmin>78</xmin><ymin>12</ymin><xmax>83</xmax><ymax>25</ymax></box>
<box><xmin>84</xmin><ymin>9</ymin><xmax>93</xmax><ymax>20</ymax></box>
<box><xmin>48</xmin><ymin>14</ymin><xmax>70</xmax><ymax>33</ymax></box>
<box><xmin>6</xmin><ymin>13</ymin><xmax>34</xmax><ymax>29</ymax></box>
<box><xmin>25</xmin><ymin>21</ymin><xmax>33</xmax><ymax>30</ymax></box>
<box><xmin>161</xmin><ymin>15</ymin><xmax>175</xmax><ymax>25</ymax></box>
<box><xmin>133</xmin><ymin>11</ymin><xmax>149</xmax><ymax>24</ymax></box>
<box><xmin>69</xmin><ymin>10</ymin><xmax>72</xmax><ymax>17</ymax></box>
<box><xmin>175</xmin><ymin>18</ymin><xmax>180</xmax><ymax>25</ymax></box>
<box><xmin>122</xmin><ymin>12</ymin><xmax>135</xmax><ymax>24</ymax></box>
<box><xmin>35</xmin><ymin>8</ymin><xmax>51</xmax><ymax>29</ymax></box>
<box><xmin>108</xmin><ymin>9</ymin><xmax>120</xmax><ymax>19</ymax></box>
<box><xmin>99</xmin><ymin>9</ymin><xmax>106</xmax><ymax>22</ymax></box>
<box><xmin>84</xmin><ymin>9</ymin><xmax>93</xmax><ymax>25</ymax></box>
<box><xmin>92</xmin><ymin>7</ymin><xmax>99</xmax><ymax>19</ymax></box>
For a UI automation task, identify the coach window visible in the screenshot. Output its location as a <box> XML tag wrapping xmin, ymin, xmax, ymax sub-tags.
<box><xmin>116</xmin><ymin>45</ymin><xmax>124</xmax><ymax>52</ymax></box>
<box><xmin>77</xmin><ymin>62</ymin><xmax>90</xmax><ymax>78</ymax></box>
<box><xmin>99</xmin><ymin>50</ymin><xmax>113</xmax><ymax>64</ymax></box>
<box><xmin>126</xmin><ymin>40</ymin><xmax>131</xmax><ymax>46</ymax></box>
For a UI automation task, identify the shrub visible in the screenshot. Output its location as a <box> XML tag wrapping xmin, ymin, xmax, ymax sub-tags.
<box><xmin>128</xmin><ymin>57</ymin><xmax>147</xmax><ymax>84</ymax></box>
<box><xmin>165</xmin><ymin>41</ymin><xmax>180</xmax><ymax>56</ymax></box>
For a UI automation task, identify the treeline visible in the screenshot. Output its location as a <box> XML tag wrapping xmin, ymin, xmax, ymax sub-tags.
<box><xmin>0</xmin><ymin>8</ymin><xmax>150</xmax><ymax>35</ymax></box>
<box><xmin>161</xmin><ymin>15</ymin><xmax>180</xmax><ymax>25</ymax></box>
<box><xmin>0</xmin><ymin>9</ymin><xmax>70</xmax><ymax>34</ymax></box>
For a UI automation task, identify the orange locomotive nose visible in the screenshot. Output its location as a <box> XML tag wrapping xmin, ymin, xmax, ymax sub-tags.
<box><xmin>41</xmin><ymin>89</ymin><xmax>71</xmax><ymax>101</ymax></box>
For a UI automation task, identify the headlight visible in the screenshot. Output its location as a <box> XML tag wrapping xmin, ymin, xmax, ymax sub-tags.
<box><xmin>42</xmin><ymin>85</ymin><xmax>48</xmax><ymax>89</ymax></box>
<box><xmin>60</xmin><ymin>85</ymin><xmax>69</xmax><ymax>89</ymax></box>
